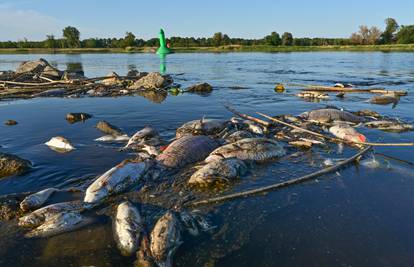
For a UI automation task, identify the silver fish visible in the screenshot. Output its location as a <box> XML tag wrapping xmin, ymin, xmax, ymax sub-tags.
<box><xmin>18</xmin><ymin>200</ymin><xmax>84</xmax><ymax>228</ymax></box>
<box><xmin>225</xmin><ymin>130</ymin><xmax>255</xmax><ymax>143</ymax></box>
<box><xmin>205</xmin><ymin>138</ymin><xmax>285</xmax><ymax>163</ymax></box>
<box><xmin>176</xmin><ymin>118</ymin><xmax>228</xmax><ymax>138</ymax></box>
<box><xmin>25</xmin><ymin>211</ymin><xmax>92</xmax><ymax>238</ymax></box>
<box><xmin>84</xmin><ymin>160</ymin><xmax>151</xmax><ymax>205</ymax></box>
<box><xmin>113</xmin><ymin>201</ymin><xmax>144</xmax><ymax>256</ymax></box>
<box><xmin>20</xmin><ymin>188</ymin><xmax>58</xmax><ymax>212</ymax></box>
<box><xmin>300</xmin><ymin>109</ymin><xmax>365</xmax><ymax>123</ymax></box>
<box><xmin>188</xmin><ymin>158</ymin><xmax>247</xmax><ymax>186</ymax></box>
<box><xmin>123</xmin><ymin>126</ymin><xmax>163</xmax><ymax>150</ymax></box>
<box><xmin>369</xmin><ymin>94</ymin><xmax>399</xmax><ymax>105</ymax></box>
<box><xmin>95</xmin><ymin>134</ymin><xmax>130</xmax><ymax>142</ymax></box>
<box><xmin>156</xmin><ymin>135</ymin><xmax>221</xmax><ymax>169</ymax></box>
<box><xmin>150</xmin><ymin>211</ymin><xmax>182</xmax><ymax>267</ymax></box>
<box><xmin>329</xmin><ymin>124</ymin><xmax>366</xmax><ymax>143</ymax></box>
<box><xmin>244</xmin><ymin>120</ymin><xmax>265</xmax><ymax>134</ymax></box>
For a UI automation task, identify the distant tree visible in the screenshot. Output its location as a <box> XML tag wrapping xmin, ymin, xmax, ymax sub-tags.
<box><xmin>212</xmin><ymin>32</ymin><xmax>223</xmax><ymax>46</ymax></box>
<box><xmin>222</xmin><ymin>34</ymin><xmax>231</xmax><ymax>45</ymax></box>
<box><xmin>350</xmin><ymin>25</ymin><xmax>382</xmax><ymax>45</ymax></box>
<box><xmin>62</xmin><ymin>26</ymin><xmax>81</xmax><ymax>48</ymax></box>
<box><xmin>380</xmin><ymin>18</ymin><xmax>399</xmax><ymax>44</ymax></box>
<box><xmin>282</xmin><ymin>32</ymin><xmax>293</xmax><ymax>46</ymax></box>
<box><xmin>396</xmin><ymin>25</ymin><xmax>414</xmax><ymax>44</ymax></box>
<box><xmin>265</xmin><ymin>31</ymin><xmax>281</xmax><ymax>46</ymax></box>
<box><xmin>123</xmin><ymin>32</ymin><xmax>136</xmax><ymax>47</ymax></box>
<box><xmin>44</xmin><ymin>35</ymin><xmax>56</xmax><ymax>49</ymax></box>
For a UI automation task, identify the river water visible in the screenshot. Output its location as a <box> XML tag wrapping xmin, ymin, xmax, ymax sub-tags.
<box><xmin>1</xmin><ymin>52</ymin><xmax>414</xmax><ymax>266</ymax></box>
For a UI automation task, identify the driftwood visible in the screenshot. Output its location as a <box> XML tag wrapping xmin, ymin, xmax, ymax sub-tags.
<box><xmin>224</xmin><ymin>104</ymin><xmax>271</xmax><ymax>127</ymax></box>
<box><xmin>288</xmin><ymin>83</ymin><xmax>407</xmax><ymax>96</ymax></box>
<box><xmin>185</xmin><ymin>146</ymin><xmax>372</xmax><ymax>207</ymax></box>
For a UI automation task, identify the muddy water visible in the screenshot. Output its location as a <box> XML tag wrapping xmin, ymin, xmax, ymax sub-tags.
<box><xmin>1</xmin><ymin>52</ymin><xmax>414</xmax><ymax>266</ymax></box>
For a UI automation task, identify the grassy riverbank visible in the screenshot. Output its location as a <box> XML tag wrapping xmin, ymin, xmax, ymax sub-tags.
<box><xmin>1</xmin><ymin>44</ymin><xmax>414</xmax><ymax>54</ymax></box>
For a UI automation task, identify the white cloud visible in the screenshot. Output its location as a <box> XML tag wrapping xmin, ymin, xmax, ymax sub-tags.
<box><xmin>0</xmin><ymin>5</ymin><xmax>64</xmax><ymax>41</ymax></box>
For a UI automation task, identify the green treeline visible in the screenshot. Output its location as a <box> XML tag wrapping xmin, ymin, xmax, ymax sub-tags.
<box><xmin>1</xmin><ymin>18</ymin><xmax>414</xmax><ymax>49</ymax></box>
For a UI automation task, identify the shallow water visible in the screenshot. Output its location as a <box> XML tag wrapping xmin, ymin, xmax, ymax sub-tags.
<box><xmin>1</xmin><ymin>52</ymin><xmax>414</xmax><ymax>266</ymax></box>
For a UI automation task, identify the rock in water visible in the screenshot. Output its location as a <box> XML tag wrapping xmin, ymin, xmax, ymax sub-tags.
<box><xmin>329</xmin><ymin>124</ymin><xmax>366</xmax><ymax>143</ymax></box>
<box><xmin>113</xmin><ymin>201</ymin><xmax>144</xmax><ymax>256</ymax></box>
<box><xmin>129</xmin><ymin>72</ymin><xmax>172</xmax><ymax>90</ymax></box>
<box><xmin>20</xmin><ymin>188</ymin><xmax>58</xmax><ymax>212</ymax></box>
<box><xmin>150</xmin><ymin>211</ymin><xmax>182</xmax><ymax>267</ymax></box>
<box><xmin>0</xmin><ymin>153</ymin><xmax>31</xmax><ymax>178</ymax></box>
<box><xmin>18</xmin><ymin>201</ymin><xmax>84</xmax><ymax>228</ymax></box>
<box><xmin>66</xmin><ymin>113</ymin><xmax>92</xmax><ymax>123</ymax></box>
<box><xmin>156</xmin><ymin>135</ymin><xmax>221</xmax><ymax>169</ymax></box>
<box><xmin>45</xmin><ymin>136</ymin><xmax>75</xmax><ymax>152</ymax></box>
<box><xmin>205</xmin><ymin>138</ymin><xmax>286</xmax><ymax>163</ymax></box>
<box><xmin>188</xmin><ymin>158</ymin><xmax>247</xmax><ymax>186</ymax></box>
<box><xmin>186</xmin><ymin>83</ymin><xmax>213</xmax><ymax>93</ymax></box>
<box><xmin>4</xmin><ymin>120</ymin><xmax>18</xmax><ymax>126</ymax></box>
<box><xmin>84</xmin><ymin>160</ymin><xmax>151</xmax><ymax>205</ymax></box>
<box><xmin>300</xmin><ymin>108</ymin><xmax>365</xmax><ymax>123</ymax></box>
<box><xmin>25</xmin><ymin>211</ymin><xmax>92</xmax><ymax>238</ymax></box>
<box><xmin>176</xmin><ymin>118</ymin><xmax>228</xmax><ymax>138</ymax></box>
<box><xmin>15</xmin><ymin>58</ymin><xmax>49</xmax><ymax>74</ymax></box>
<box><xmin>96</xmin><ymin>121</ymin><xmax>125</xmax><ymax>136</ymax></box>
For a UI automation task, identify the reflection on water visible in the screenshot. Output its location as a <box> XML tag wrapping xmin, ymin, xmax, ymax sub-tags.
<box><xmin>1</xmin><ymin>52</ymin><xmax>414</xmax><ymax>266</ymax></box>
<box><xmin>159</xmin><ymin>53</ymin><xmax>167</xmax><ymax>74</ymax></box>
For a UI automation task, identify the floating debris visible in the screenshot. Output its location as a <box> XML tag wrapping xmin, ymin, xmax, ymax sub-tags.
<box><xmin>66</xmin><ymin>113</ymin><xmax>92</xmax><ymax>123</ymax></box>
<box><xmin>4</xmin><ymin>119</ymin><xmax>18</xmax><ymax>126</ymax></box>
<box><xmin>45</xmin><ymin>136</ymin><xmax>75</xmax><ymax>152</ymax></box>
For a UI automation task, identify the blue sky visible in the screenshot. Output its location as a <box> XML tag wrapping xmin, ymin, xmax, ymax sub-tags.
<box><xmin>0</xmin><ymin>0</ymin><xmax>413</xmax><ymax>41</ymax></box>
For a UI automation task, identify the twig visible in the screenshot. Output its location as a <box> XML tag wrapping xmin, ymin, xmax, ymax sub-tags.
<box><xmin>224</xmin><ymin>104</ymin><xmax>271</xmax><ymax>127</ymax></box>
<box><xmin>185</xmin><ymin>146</ymin><xmax>372</xmax><ymax>207</ymax></box>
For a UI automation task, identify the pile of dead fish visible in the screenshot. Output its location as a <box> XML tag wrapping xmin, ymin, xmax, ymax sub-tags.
<box><xmin>2</xmin><ymin>106</ymin><xmax>413</xmax><ymax>266</ymax></box>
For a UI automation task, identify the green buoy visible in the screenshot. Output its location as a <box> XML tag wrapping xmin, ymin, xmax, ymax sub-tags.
<box><xmin>156</xmin><ymin>29</ymin><xmax>172</xmax><ymax>55</ymax></box>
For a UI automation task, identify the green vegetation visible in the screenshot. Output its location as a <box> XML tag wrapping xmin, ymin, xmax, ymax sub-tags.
<box><xmin>0</xmin><ymin>18</ymin><xmax>414</xmax><ymax>53</ymax></box>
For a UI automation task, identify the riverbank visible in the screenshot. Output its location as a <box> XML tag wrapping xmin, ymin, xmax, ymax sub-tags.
<box><xmin>1</xmin><ymin>44</ymin><xmax>414</xmax><ymax>54</ymax></box>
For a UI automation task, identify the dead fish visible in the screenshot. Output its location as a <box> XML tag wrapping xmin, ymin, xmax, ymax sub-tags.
<box><xmin>123</xmin><ymin>126</ymin><xmax>163</xmax><ymax>150</ymax></box>
<box><xmin>156</xmin><ymin>135</ymin><xmax>221</xmax><ymax>169</ymax></box>
<box><xmin>18</xmin><ymin>200</ymin><xmax>84</xmax><ymax>228</ymax></box>
<box><xmin>329</xmin><ymin>124</ymin><xmax>366</xmax><ymax>143</ymax></box>
<box><xmin>45</xmin><ymin>136</ymin><xmax>75</xmax><ymax>151</ymax></box>
<box><xmin>150</xmin><ymin>211</ymin><xmax>182</xmax><ymax>267</ymax></box>
<box><xmin>66</xmin><ymin>112</ymin><xmax>92</xmax><ymax>123</ymax></box>
<box><xmin>95</xmin><ymin>134</ymin><xmax>130</xmax><ymax>142</ymax></box>
<box><xmin>84</xmin><ymin>160</ymin><xmax>151</xmax><ymax>205</ymax></box>
<box><xmin>354</xmin><ymin>109</ymin><xmax>382</xmax><ymax>119</ymax></box>
<box><xmin>179</xmin><ymin>211</ymin><xmax>214</xmax><ymax>236</ymax></box>
<box><xmin>20</xmin><ymin>188</ymin><xmax>58</xmax><ymax>212</ymax></box>
<box><xmin>364</xmin><ymin>120</ymin><xmax>413</xmax><ymax>132</ymax></box>
<box><xmin>300</xmin><ymin>108</ymin><xmax>365</xmax><ymax>123</ymax></box>
<box><xmin>25</xmin><ymin>211</ymin><xmax>92</xmax><ymax>238</ymax></box>
<box><xmin>114</xmin><ymin>201</ymin><xmax>144</xmax><ymax>256</ymax></box>
<box><xmin>96</xmin><ymin>121</ymin><xmax>125</xmax><ymax>136</ymax></box>
<box><xmin>188</xmin><ymin>158</ymin><xmax>247</xmax><ymax>186</ymax></box>
<box><xmin>225</xmin><ymin>130</ymin><xmax>255</xmax><ymax>143</ymax></box>
<box><xmin>176</xmin><ymin>118</ymin><xmax>228</xmax><ymax>138</ymax></box>
<box><xmin>296</xmin><ymin>91</ymin><xmax>329</xmax><ymax>99</ymax></box>
<box><xmin>244</xmin><ymin>120</ymin><xmax>265</xmax><ymax>134</ymax></box>
<box><xmin>205</xmin><ymin>138</ymin><xmax>286</xmax><ymax>162</ymax></box>
<box><xmin>369</xmin><ymin>94</ymin><xmax>399</xmax><ymax>105</ymax></box>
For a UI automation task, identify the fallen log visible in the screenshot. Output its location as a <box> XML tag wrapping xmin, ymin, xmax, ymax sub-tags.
<box><xmin>287</xmin><ymin>83</ymin><xmax>407</xmax><ymax>96</ymax></box>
